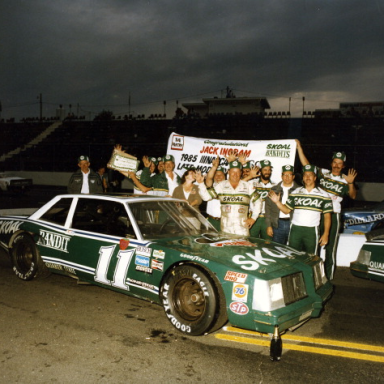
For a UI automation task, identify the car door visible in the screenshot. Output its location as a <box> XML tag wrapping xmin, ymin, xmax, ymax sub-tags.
<box><xmin>35</xmin><ymin>197</ymin><xmax>75</xmax><ymax>273</ymax></box>
<box><xmin>65</xmin><ymin>197</ymin><xmax>152</xmax><ymax>298</ymax></box>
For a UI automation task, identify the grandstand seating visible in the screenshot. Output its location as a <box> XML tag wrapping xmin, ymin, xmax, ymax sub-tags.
<box><xmin>1</xmin><ymin>115</ymin><xmax>383</xmax><ymax>182</ymax></box>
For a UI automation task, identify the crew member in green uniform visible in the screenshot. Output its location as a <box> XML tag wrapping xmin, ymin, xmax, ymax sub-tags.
<box><xmin>295</xmin><ymin>140</ymin><xmax>358</xmax><ymax>279</ymax></box>
<box><xmin>140</xmin><ymin>154</ymin><xmax>181</xmax><ymax>196</ymax></box>
<box><xmin>269</xmin><ymin>164</ymin><xmax>333</xmax><ymax>255</ymax></box>
<box><xmin>247</xmin><ymin>160</ymin><xmax>275</xmax><ymax>240</ymax></box>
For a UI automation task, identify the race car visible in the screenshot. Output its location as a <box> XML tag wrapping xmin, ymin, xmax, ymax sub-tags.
<box><xmin>0</xmin><ymin>194</ymin><xmax>332</xmax><ymax>359</ymax></box>
<box><xmin>350</xmin><ymin>228</ymin><xmax>384</xmax><ymax>283</ymax></box>
<box><xmin>0</xmin><ymin>173</ymin><xmax>33</xmax><ymax>193</ymax></box>
<box><xmin>341</xmin><ymin>200</ymin><xmax>384</xmax><ymax>234</ymax></box>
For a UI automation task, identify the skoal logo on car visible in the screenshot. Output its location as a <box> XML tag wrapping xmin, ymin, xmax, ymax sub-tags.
<box><xmin>0</xmin><ymin>220</ymin><xmax>22</xmax><ymax>234</ymax></box>
<box><xmin>230</xmin><ymin>302</ymin><xmax>249</xmax><ymax>315</ymax></box>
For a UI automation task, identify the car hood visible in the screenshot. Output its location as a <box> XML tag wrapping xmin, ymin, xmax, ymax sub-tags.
<box><xmin>152</xmin><ymin>234</ymin><xmax>314</xmax><ymax>276</ymax></box>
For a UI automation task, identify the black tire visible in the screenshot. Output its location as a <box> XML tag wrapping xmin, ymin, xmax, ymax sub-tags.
<box><xmin>11</xmin><ymin>232</ymin><xmax>42</xmax><ymax>280</ymax></box>
<box><xmin>161</xmin><ymin>264</ymin><xmax>227</xmax><ymax>336</ymax></box>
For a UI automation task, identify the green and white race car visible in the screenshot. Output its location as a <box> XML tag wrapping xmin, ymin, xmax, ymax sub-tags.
<box><xmin>350</xmin><ymin>228</ymin><xmax>384</xmax><ymax>283</ymax></box>
<box><xmin>0</xmin><ymin>194</ymin><xmax>332</xmax><ymax>349</ymax></box>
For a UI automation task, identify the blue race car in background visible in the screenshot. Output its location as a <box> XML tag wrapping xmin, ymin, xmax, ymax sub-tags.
<box><xmin>342</xmin><ymin>200</ymin><xmax>384</xmax><ymax>234</ymax></box>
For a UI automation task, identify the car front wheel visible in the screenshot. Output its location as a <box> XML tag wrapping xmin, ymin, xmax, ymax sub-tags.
<box><xmin>161</xmin><ymin>264</ymin><xmax>227</xmax><ymax>336</ymax></box>
<box><xmin>11</xmin><ymin>233</ymin><xmax>45</xmax><ymax>280</ymax></box>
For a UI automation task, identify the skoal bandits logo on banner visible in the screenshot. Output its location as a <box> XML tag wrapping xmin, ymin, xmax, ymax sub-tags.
<box><xmin>168</xmin><ymin>133</ymin><xmax>296</xmax><ymax>182</ymax></box>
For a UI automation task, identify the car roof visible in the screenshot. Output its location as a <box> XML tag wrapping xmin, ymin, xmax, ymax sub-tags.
<box><xmin>57</xmin><ymin>193</ymin><xmax>181</xmax><ymax>203</ymax></box>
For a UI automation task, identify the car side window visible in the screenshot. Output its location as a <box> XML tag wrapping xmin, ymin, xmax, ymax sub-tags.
<box><xmin>40</xmin><ymin>198</ymin><xmax>72</xmax><ymax>226</ymax></box>
<box><xmin>72</xmin><ymin>199</ymin><xmax>136</xmax><ymax>238</ymax></box>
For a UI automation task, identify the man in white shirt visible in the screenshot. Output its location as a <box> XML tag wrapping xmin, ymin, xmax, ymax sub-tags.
<box><xmin>198</xmin><ymin>160</ymin><xmax>261</xmax><ymax>236</ymax></box>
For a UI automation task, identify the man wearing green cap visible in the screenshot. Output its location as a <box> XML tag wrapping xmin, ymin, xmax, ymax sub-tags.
<box><xmin>140</xmin><ymin>154</ymin><xmax>181</xmax><ymax>196</ymax></box>
<box><xmin>269</xmin><ymin>164</ymin><xmax>333</xmax><ymax>254</ymax></box>
<box><xmin>68</xmin><ymin>155</ymin><xmax>103</xmax><ymax>194</ymax></box>
<box><xmin>265</xmin><ymin>165</ymin><xmax>299</xmax><ymax>244</ymax></box>
<box><xmin>197</xmin><ymin>160</ymin><xmax>261</xmax><ymax>236</ymax></box>
<box><xmin>295</xmin><ymin>140</ymin><xmax>358</xmax><ymax>279</ymax></box>
<box><xmin>131</xmin><ymin>156</ymin><xmax>157</xmax><ymax>194</ymax></box>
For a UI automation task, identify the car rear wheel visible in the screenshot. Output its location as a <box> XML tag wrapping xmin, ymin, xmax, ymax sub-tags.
<box><xmin>11</xmin><ymin>233</ymin><xmax>45</xmax><ymax>280</ymax></box>
<box><xmin>161</xmin><ymin>264</ymin><xmax>227</xmax><ymax>336</ymax></box>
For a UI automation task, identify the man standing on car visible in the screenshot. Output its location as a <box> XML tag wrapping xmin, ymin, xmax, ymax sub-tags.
<box><xmin>197</xmin><ymin>160</ymin><xmax>261</xmax><ymax>236</ymax></box>
<box><xmin>295</xmin><ymin>140</ymin><xmax>358</xmax><ymax>279</ymax></box>
<box><xmin>68</xmin><ymin>155</ymin><xmax>103</xmax><ymax>194</ymax></box>
<box><xmin>265</xmin><ymin>165</ymin><xmax>299</xmax><ymax>245</ymax></box>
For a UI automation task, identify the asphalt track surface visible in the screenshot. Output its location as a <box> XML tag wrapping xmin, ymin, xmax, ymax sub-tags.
<box><xmin>1</xmin><ymin>188</ymin><xmax>384</xmax><ymax>383</ymax></box>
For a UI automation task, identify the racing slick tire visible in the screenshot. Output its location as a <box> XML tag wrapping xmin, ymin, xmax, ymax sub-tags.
<box><xmin>11</xmin><ymin>232</ymin><xmax>48</xmax><ymax>280</ymax></box>
<box><xmin>161</xmin><ymin>264</ymin><xmax>227</xmax><ymax>336</ymax></box>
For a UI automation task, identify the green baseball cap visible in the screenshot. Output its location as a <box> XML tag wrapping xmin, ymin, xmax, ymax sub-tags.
<box><xmin>332</xmin><ymin>152</ymin><xmax>346</xmax><ymax>162</ymax></box>
<box><xmin>260</xmin><ymin>159</ymin><xmax>272</xmax><ymax>169</ymax></box>
<box><xmin>302</xmin><ymin>164</ymin><xmax>317</xmax><ymax>174</ymax></box>
<box><xmin>163</xmin><ymin>154</ymin><xmax>175</xmax><ymax>163</ymax></box>
<box><xmin>282</xmin><ymin>164</ymin><xmax>294</xmax><ymax>173</ymax></box>
<box><xmin>149</xmin><ymin>157</ymin><xmax>158</xmax><ymax>165</ymax></box>
<box><xmin>229</xmin><ymin>160</ymin><xmax>242</xmax><ymax>170</ymax></box>
<box><xmin>78</xmin><ymin>155</ymin><xmax>89</xmax><ymax>162</ymax></box>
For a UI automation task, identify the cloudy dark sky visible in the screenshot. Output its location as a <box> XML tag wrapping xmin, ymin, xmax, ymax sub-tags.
<box><xmin>1</xmin><ymin>0</ymin><xmax>383</xmax><ymax>120</ymax></box>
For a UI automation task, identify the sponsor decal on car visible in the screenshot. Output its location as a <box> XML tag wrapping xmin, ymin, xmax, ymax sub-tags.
<box><xmin>210</xmin><ymin>239</ymin><xmax>257</xmax><ymax>247</ymax></box>
<box><xmin>232</xmin><ymin>283</ymin><xmax>248</xmax><ymax>302</ymax></box>
<box><xmin>229</xmin><ymin>302</ymin><xmax>249</xmax><ymax>315</ymax></box>
<box><xmin>224</xmin><ymin>271</ymin><xmax>248</xmax><ymax>283</ymax></box>
<box><xmin>370</xmin><ymin>261</ymin><xmax>384</xmax><ymax>270</ymax></box>
<box><xmin>37</xmin><ymin>229</ymin><xmax>70</xmax><ymax>253</ymax></box>
<box><xmin>135</xmin><ymin>255</ymin><xmax>150</xmax><ymax>267</ymax></box>
<box><xmin>151</xmin><ymin>259</ymin><xmax>164</xmax><ymax>271</ymax></box>
<box><xmin>180</xmin><ymin>253</ymin><xmax>209</xmax><ymax>264</ymax></box>
<box><xmin>135</xmin><ymin>265</ymin><xmax>152</xmax><ymax>274</ymax></box>
<box><xmin>127</xmin><ymin>278</ymin><xmax>157</xmax><ymax>291</ymax></box>
<box><xmin>135</xmin><ymin>245</ymin><xmax>151</xmax><ymax>257</ymax></box>
<box><xmin>153</xmin><ymin>249</ymin><xmax>165</xmax><ymax>259</ymax></box>
<box><xmin>120</xmin><ymin>238</ymin><xmax>130</xmax><ymax>250</ymax></box>
<box><xmin>0</xmin><ymin>220</ymin><xmax>23</xmax><ymax>234</ymax></box>
<box><xmin>345</xmin><ymin>213</ymin><xmax>384</xmax><ymax>226</ymax></box>
<box><xmin>232</xmin><ymin>249</ymin><xmax>277</xmax><ymax>271</ymax></box>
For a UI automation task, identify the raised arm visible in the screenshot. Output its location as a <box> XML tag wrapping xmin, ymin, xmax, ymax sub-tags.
<box><xmin>128</xmin><ymin>171</ymin><xmax>152</xmax><ymax>193</ymax></box>
<box><xmin>205</xmin><ymin>156</ymin><xmax>220</xmax><ymax>188</ymax></box>
<box><xmin>343</xmin><ymin>168</ymin><xmax>358</xmax><ymax>200</ymax></box>
<box><xmin>295</xmin><ymin>139</ymin><xmax>310</xmax><ymax>166</ymax></box>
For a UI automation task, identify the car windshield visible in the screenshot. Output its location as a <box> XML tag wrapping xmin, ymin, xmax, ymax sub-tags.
<box><xmin>127</xmin><ymin>200</ymin><xmax>217</xmax><ymax>240</ymax></box>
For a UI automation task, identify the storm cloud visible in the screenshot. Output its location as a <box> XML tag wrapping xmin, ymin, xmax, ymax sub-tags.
<box><xmin>1</xmin><ymin>0</ymin><xmax>383</xmax><ymax>120</ymax></box>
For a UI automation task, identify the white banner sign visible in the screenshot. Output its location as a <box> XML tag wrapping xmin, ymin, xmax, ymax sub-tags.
<box><xmin>167</xmin><ymin>132</ymin><xmax>297</xmax><ymax>183</ymax></box>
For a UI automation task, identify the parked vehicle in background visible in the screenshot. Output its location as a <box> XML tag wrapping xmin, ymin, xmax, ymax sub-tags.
<box><xmin>350</xmin><ymin>228</ymin><xmax>384</xmax><ymax>283</ymax></box>
<box><xmin>341</xmin><ymin>200</ymin><xmax>384</xmax><ymax>234</ymax></box>
<box><xmin>0</xmin><ymin>173</ymin><xmax>33</xmax><ymax>193</ymax></box>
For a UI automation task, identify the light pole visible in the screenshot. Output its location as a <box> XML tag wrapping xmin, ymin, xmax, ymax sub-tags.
<box><xmin>39</xmin><ymin>93</ymin><xmax>42</xmax><ymax>120</ymax></box>
<box><xmin>302</xmin><ymin>96</ymin><xmax>305</xmax><ymax>116</ymax></box>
